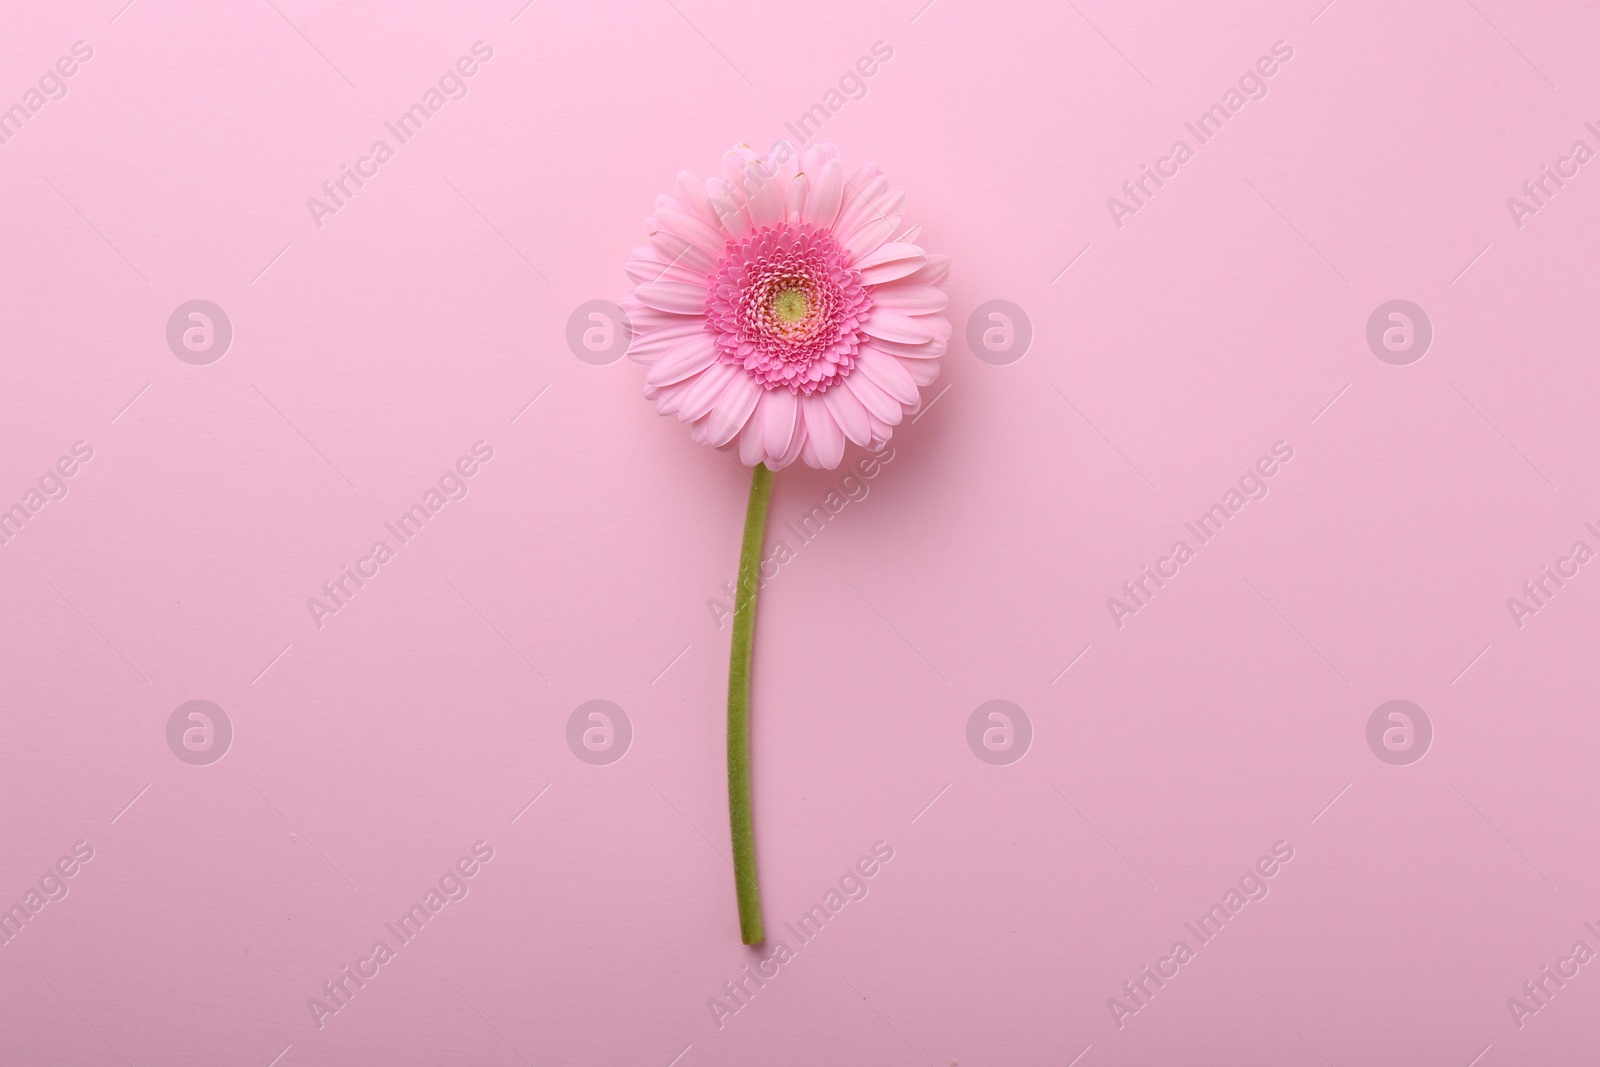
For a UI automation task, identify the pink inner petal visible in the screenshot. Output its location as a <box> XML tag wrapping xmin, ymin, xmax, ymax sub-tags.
<box><xmin>703</xmin><ymin>223</ymin><xmax>873</xmax><ymax>397</ymax></box>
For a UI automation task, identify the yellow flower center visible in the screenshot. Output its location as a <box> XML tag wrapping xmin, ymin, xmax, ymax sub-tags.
<box><xmin>772</xmin><ymin>288</ymin><xmax>809</xmax><ymax>323</ymax></box>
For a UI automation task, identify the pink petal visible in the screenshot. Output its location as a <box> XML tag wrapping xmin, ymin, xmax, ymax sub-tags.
<box><xmin>634</xmin><ymin>281</ymin><xmax>709</xmax><ymax>315</ymax></box>
<box><xmin>702</xmin><ymin>373</ymin><xmax>762</xmax><ymax>447</ymax></box>
<box><xmin>721</xmin><ymin>149</ymin><xmax>782</xmax><ymax>230</ymax></box>
<box><xmin>835</xmin><ymin>174</ymin><xmax>888</xmax><ymax>235</ymax></box>
<box><xmin>675</xmin><ymin>171</ymin><xmax>720</xmax><ymax>228</ymax></box>
<box><xmin>844</xmin><ymin>161</ymin><xmax>880</xmax><ymax>191</ymax></box>
<box><xmin>842</xmin><ymin>368</ymin><xmax>903</xmax><ymax>425</ymax></box>
<box><xmin>857</xmin><ymin>347</ymin><xmax>922</xmax><ymax>405</ymax></box>
<box><xmin>867</xmin><ymin>335</ymin><xmax>948</xmax><ymax>359</ymax></box>
<box><xmin>904</xmin><ymin>253</ymin><xmax>951</xmax><ymax>287</ymax></box>
<box><xmin>853</xmin><ymin>242</ymin><xmax>928</xmax><ymax>284</ymax></box>
<box><xmin>648</xmin><ymin>230</ymin><xmax>716</xmax><ymax>274</ymax></box>
<box><xmin>801</xmin><ymin>395</ymin><xmax>846</xmax><ymax>468</ymax></box>
<box><xmin>867</xmin><ymin>283</ymin><xmax>949</xmax><ymax>313</ymax></box>
<box><xmin>621</xmin><ymin>299</ymin><xmax>700</xmax><ymax>334</ymax></box>
<box><xmin>656</xmin><ymin>205</ymin><xmax>729</xmax><ymax>260</ymax></box>
<box><xmin>677</xmin><ymin>361</ymin><xmax>739</xmax><ymax>421</ymax></box>
<box><xmin>801</xmin><ymin>143</ymin><xmax>837</xmax><ymax>173</ymax></box>
<box><xmin>743</xmin><ymin>171</ymin><xmax>784</xmax><ymax>229</ymax></box>
<box><xmin>772</xmin><ymin>411</ymin><xmax>808</xmax><ymax>470</ymax></box>
<box><xmin>737</xmin><ymin>416</ymin><xmax>766</xmax><ymax>466</ymax></box>
<box><xmin>861</xmin><ymin>308</ymin><xmax>934</xmax><ymax>344</ymax></box>
<box><xmin>706</xmin><ymin>178</ymin><xmax>753</xmax><ymax>238</ymax></box>
<box><xmin>853</xmin><ymin>241</ymin><xmax>925</xmax><ymax>270</ymax></box>
<box><xmin>859</xmin><ymin>260</ymin><xmax>925</xmax><ymax>285</ymax></box>
<box><xmin>874</xmin><ymin>191</ymin><xmax>908</xmax><ymax>223</ymax></box>
<box><xmin>645</xmin><ymin>334</ymin><xmax>719</xmax><ymax>387</ymax></box>
<box><xmin>784</xmin><ymin>173</ymin><xmax>808</xmax><ymax>226</ymax></box>
<box><xmin>626</xmin><ymin>256</ymin><xmax>706</xmax><ymax>286</ymax></box>
<box><xmin>921</xmin><ymin>314</ymin><xmax>953</xmax><ymax>343</ymax></box>
<box><xmin>822</xmin><ymin>382</ymin><xmax>873</xmax><ymax>446</ymax></box>
<box><xmin>802</xmin><ymin>158</ymin><xmax>844</xmax><ymax>230</ymax></box>
<box><xmin>840</xmin><ymin>188</ymin><xmax>902</xmax><ymax>247</ymax></box>
<box><xmin>628</xmin><ymin>321</ymin><xmax>705</xmax><ymax>360</ymax></box>
<box><xmin>843</xmin><ymin>214</ymin><xmax>902</xmax><ymax>261</ymax></box>
<box><xmin>903</xmin><ymin>358</ymin><xmax>941</xmax><ymax>387</ymax></box>
<box><xmin>773</xmin><ymin>148</ymin><xmax>800</xmax><ymax>185</ymax></box>
<box><xmin>649</xmin><ymin>376</ymin><xmax>695</xmax><ymax>416</ymax></box>
<box><xmin>760</xmin><ymin>388</ymin><xmax>798</xmax><ymax>459</ymax></box>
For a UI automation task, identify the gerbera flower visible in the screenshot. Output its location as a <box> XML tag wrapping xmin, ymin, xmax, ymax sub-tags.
<box><xmin>624</xmin><ymin>142</ymin><xmax>949</xmax><ymax>945</ymax></box>
<box><xmin>624</xmin><ymin>142</ymin><xmax>950</xmax><ymax>469</ymax></box>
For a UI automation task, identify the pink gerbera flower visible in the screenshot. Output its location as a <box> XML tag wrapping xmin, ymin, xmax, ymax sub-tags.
<box><xmin>624</xmin><ymin>142</ymin><xmax>950</xmax><ymax>469</ymax></box>
<box><xmin>625</xmin><ymin>142</ymin><xmax>951</xmax><ymax>945</ymax></box>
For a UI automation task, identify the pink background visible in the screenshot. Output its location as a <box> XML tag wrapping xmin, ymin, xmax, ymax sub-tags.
<box><xmin>2</xmin><ymin>0</ymin><xmax>1598</xmax><ymax>1063</ymax></box>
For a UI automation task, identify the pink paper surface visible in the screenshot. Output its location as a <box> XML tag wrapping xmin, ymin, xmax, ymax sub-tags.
<box><xmin>3</xmin><ymin>0</ymin><xmax>1598</xmax><ymax>1063</ymax></box>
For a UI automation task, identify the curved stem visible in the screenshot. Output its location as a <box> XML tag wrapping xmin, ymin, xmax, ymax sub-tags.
<box><xmin>728</xmin><ymin>463</ymin><xmax>772</xmax><ymax>944</ymax></box>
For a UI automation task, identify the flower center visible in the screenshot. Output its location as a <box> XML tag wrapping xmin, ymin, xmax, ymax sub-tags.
<box><xmin>704</xmin><ymin>224</ymin><xmax>873</xmax><ymax>395</ymax></box>
<box><xmin>772</xmin><ymin>288</ymin><xmax>809</xmax><ymax>324</ymax></box>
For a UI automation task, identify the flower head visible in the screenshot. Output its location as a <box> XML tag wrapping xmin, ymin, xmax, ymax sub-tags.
<box><xmin>625</xmin><ymin>143</ymin><xmax>950</xmax><ymax>469</ymax></box>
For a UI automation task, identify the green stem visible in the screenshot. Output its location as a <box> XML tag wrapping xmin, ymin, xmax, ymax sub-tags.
<box><xmin>728</xmin><ymin>462</ymin><xmax>772</xmax><ymax>944</ymax></box>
